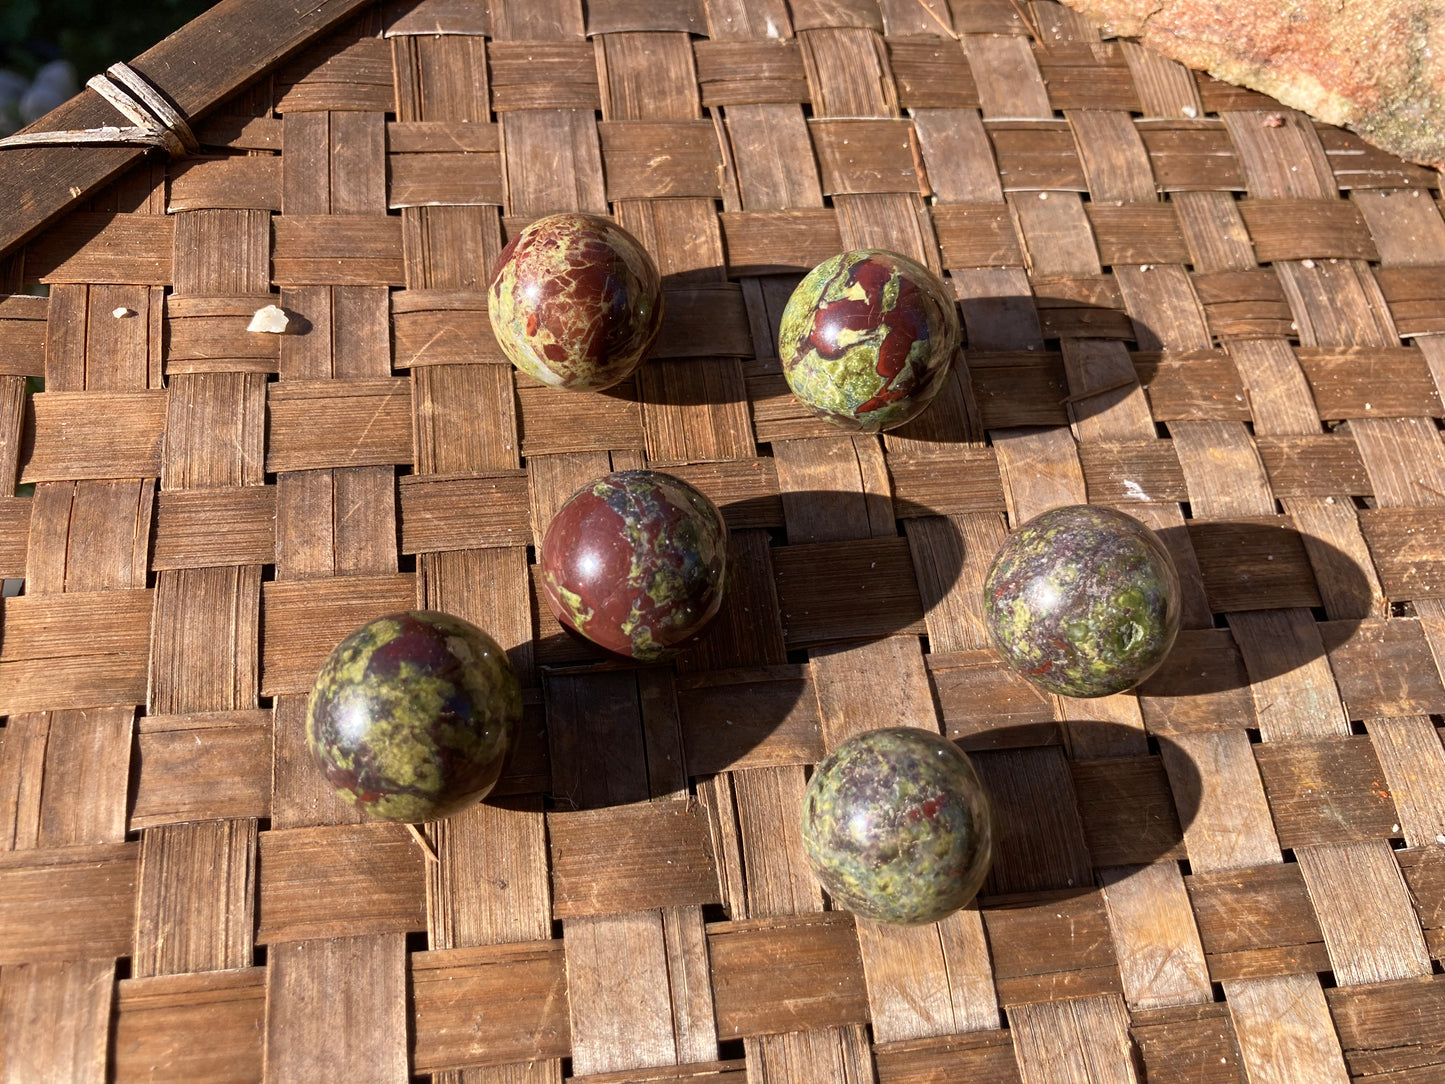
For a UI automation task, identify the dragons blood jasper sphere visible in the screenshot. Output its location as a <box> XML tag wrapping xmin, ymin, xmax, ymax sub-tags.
<box><xmin>488</xmin><ymin>212</ymin><xmax>663</xmax><ymax>391</ymax></box>
<box><xmin>984</xmin><ymin>505</ymin><xmax>1182</xmax><ymax>698</ymax></box>
<box><xmin>540</xmin><ymin>470</ymin><xmax>727</xmax><ymax>660</ymax></box>
<box><xmin>802</xmin><ymin>727</ymin><xmax>994</xmax><ymax>926</ymax></box>
<box><xmin>778</xmin><ymin>249</ymin><xmax>960</xmax><ymax>433</ymax></box>
<box><xmin>306</xmin><ymin>611</ymin><xmax>522</xmax><ymax>823</ymax></box>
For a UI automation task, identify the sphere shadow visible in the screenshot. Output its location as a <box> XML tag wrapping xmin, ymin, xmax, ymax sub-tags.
<box><xmin>631</xmin><ymin>283</ymin><xmax>1157</xmax><ymax>425</ymax></box>
<box><xmin>951</xmin><ymin>722</ymin><xmax>1204</xmax><ymax>902</ymax></box>
<box><xmin>1138</xmin><ymin>521</ymin><xmax>1373</xmax><ymax>694</ymax></box>
<box><xmin>510</xmin><ymin>487</ymin><xmax>966</xmax><ymax>811</ymax></box>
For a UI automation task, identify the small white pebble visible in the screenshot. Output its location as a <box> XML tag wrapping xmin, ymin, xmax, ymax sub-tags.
<box><xmin>1302</xmin><ymin>259</ymin><xmax>1316</xmax><ymax>268</ymax></box>
<box><xmin>1325</xmin><ymin>496</ymin><xmax>1335</xmax><ymax>504</ymax></box>
<box><xmin>1039</xmin><ymin>192</ymin><xmax>1049</xmax><ymax>200</ymax></box>
<box><xmin>1139</xmin><ymin>264</ymin><xmax>1152</xmax><ymax>272</ymax></box>
<box><xmin>1365</xmin><ymin>403</ymin><xmax>1372</xmax><ymax>410</ymax></box>
<box><xmin>111</xmin><ymin>307</ymin><xmax>134</xmax><ymax>318</ymax></box>
<box><xmin>1392</xmin><ymin>824</ymin><xmax>1401</xmax><ymax>833</ymax></box>
<box><xmin>1182</xmin><ymin>106</ymin><xmax>1197</xmax><ymax>118</ymax></box>
<box><xmin>1437</xmin><ymin>834</ymin><xmax>1445</xmax><ymax>844</ymax></box>
<box><xmin>247</xmin><ymin>304</ymin><xmax>289</xmax><ymax>333</ymax></box>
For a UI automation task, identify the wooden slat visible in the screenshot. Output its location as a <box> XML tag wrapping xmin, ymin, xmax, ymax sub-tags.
<box><xmin>265</xmin><ymin>378</ymin><xmax>412</xmax><ymax>472</ymax></box>
<box><xmin>1008</xmin><ymin>995</ymin><xmax>1138</xmax><ymax>1084</ymax></box>
<box><xmin>1360</xmin><ymin>509</ymin><xmax>1445</xmax><ymax>600</ymax></box>
<box><xmin>709</xmin><ymin>913</ymin><xmax>869</xmax><ymax>1037</ymax></box>
<box><xmin>873</xmin><ymin>1031</ymin><xmax>1022</xmax><ymax>1084</ymax></box>
<box><xmin>130</xmin><ymin>711</ymin><xmax>272</xmax><ymax>829</ymax></box>
<box><xmin>1296</xmin><ymin>840</ymin><xmax>1432</xmax><ymax>985</ymax></box>
<box><xmin>410</xmin><ymin>942</ymin><xmax>571</xmax><ymax>1073</ymax></box>
<box><xmin>259</xmin><ymin>572</ymin><xmax>417</xmax><ymax>696</ymax></box>
<box><xmin>0</xmin><ymin>960</ymin><xmax>114</xmax><ymax>1083</ymax></box>
<box><xmin>1071</xmin><ymin>757</ymin><xmax>1186</xmax><ymax>867</ymax></box>
<box><xmin>983</xmin><ymin>892</ymin><xmax>1124</xmax><ymax>1006</ymax></box>
<box><xmin>1187</xmin><ymin>863</ymin><xmax>1329</xmax><ymax>981</ymax></box>
<box><xmin>271</xmin><ymin>215</ymin><xmax>406</xmax><ymax>287</ymax></box>
<box><xmin>25</xmin><ymin>214</ymin><xmax>174</xmax><ymax>285</ymax></box>
<box><xmin>0</xmin><ymin>590</ymin><xmax>152</xmax><ymax>713</ymax></box>
<box><xmin>1326</xmin><ymin>975</ymin><xmax>1445</xmax><ymax>1078</ymax></box>
<box><xmin>0</xmin><ymin>843</ymin><xmax>137</xmax><ymax>964</ymax></box>
<box><xmin>133</xmin><ymin>819</ymin><xmax>257</xmax><ymax>977</ymax></box>
<box><xmin>151</xmin><ymin>487</ymin><xmax>275</xmax><ymax>569</ymax></box>
<box><xmin>1320</xmin><ymin>619</ymin><xmax>1445</xmax><ymax>720</ymax></box>
<box><xmin>398</xmin><ymin>472</ymin><xmax>531</xmax><ymax>553</ymax></box>
<box><xmin>257</xmin><ymin>824</ymin><xmax>427</xmax><ymax>944</ymax></box>
<box><xmin>771</xmin><ymin>535</ymin><xmax>926</xmax><ymax>646</ymax></box>
<box><xmin>1253</xmin><ymin>737</ymin><xmax>1401</xmax><ymax>849</ymax></box>
<box><xmin>1130</xmin><ymin>1003</ymin><xmax>1244</xmax><ymax>1084</ymax></box>
<box><xmin>549</xmin><ymin>802</ymin><xmax>720</xmax><ymax>918</ymax></box>
<box><xmin>114</xmin><ymin>968</ymin><xmax>266</xmax><ymax>1084</ymax></box>
<box><xmin>263</xmin><ymin>934</ymin><xmax>409</xmax><ymax>1082</ymax></box>
<box><xmin>20</xmin><ymin>391</ymin><xmax>167</xmax><ymax>483</ymax></box>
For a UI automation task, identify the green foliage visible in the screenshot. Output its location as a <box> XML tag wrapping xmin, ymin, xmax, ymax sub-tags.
<box><xmin>2</xmin><ymin>0</ymin><xmax>216</xmax><ymax>80</ymax></box>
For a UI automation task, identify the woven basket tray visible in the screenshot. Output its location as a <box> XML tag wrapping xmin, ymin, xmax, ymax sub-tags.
<box><xmin>2</xmin><ymin>0</ymin><xmax>1445</xmax><ymax>1079</ymax></box>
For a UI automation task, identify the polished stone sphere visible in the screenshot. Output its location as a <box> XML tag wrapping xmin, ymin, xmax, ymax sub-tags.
<box><xmin>488</xmin><ymin>212</ymin><xmax>663</xmax><ymax>391</ymax></box>
<box><xmin>540</xmin><ymin>470</ymin><xmax>727</xmax><ymax>660</ymax></box>
<box><xmin>306</xmin><ymin>611</ymin><xmax>521</xmax><ymax>822</ymax></box>
<box><xmin>984</xmin><ymin>504</ymin><xmax>1181</xmax><ymax>698</ymax></box>
<box><xmin>778</xmin><ymin>249</ymin><xmax>960</xmax><ymax>432</ymax></box>
<box><xmin>801</xmin><ymin>727</ymin><xmax>994</xmax><ymax>926</ymax></box>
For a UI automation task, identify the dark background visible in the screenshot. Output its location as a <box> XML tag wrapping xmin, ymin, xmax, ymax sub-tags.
<box><xmin>2</xmin><ymin>0</ymin><xmax>215</xmax><ymax>82</ymax></box>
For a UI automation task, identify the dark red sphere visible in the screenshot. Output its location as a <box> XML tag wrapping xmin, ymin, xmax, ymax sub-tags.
<box><xmin>539</xmin><ymin>470</ymin><xmax>728</xmax><ymax>660</ymax></box>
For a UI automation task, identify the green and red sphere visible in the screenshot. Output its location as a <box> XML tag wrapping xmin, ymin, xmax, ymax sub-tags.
<box><xmin>801</xmin><ymin>727</ymin><xmax>994</xmax><ymax>925</ymax></box>
<box><xmin>984</xmin><ymin>504</ymin><xmax>1181</xmax><ymax>698</ymax></box>
<box><xmin>306</xmin><ymin>611</ymin><xmax>522</xmax><ymax>822</ymax></box>
<box><xmin>488</xmin><ymin>212</ymin><xmax>663</xmax><ymax>391</ymax></box>
<box><xmin>778</xmin><ymin>250</ymin><xmax>960</xmax><ymax>432</ymax></box>
<box><xmin>540</xmin><ymin>470</ymin><xmax>728</xmax><ymax>661</ymax></box>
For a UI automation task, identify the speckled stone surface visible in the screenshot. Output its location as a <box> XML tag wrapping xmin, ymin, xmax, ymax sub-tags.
<box><xmin>488</xmin><ymin>212</ymin><xmax>663</xmax><ymax>391</ymax></box>
<box><xmin>984</xmin><ymin>504</ymin><xmax>1181</xmax><ymax>698</ymax></box>
<box><xmin>801</xmin><ymin>727</ymin><xmax>994</xmax><ymax>926</ymax></box>
<box><xmin>777</xmin><ymin>249</ymin><xmax>960</xmax><ymax>433</ymax></box>
<box><xmin>306</xmin><ymin>611</ymin><xmax>522</xmax><ymax>823</ymax></box>
<box><xmin>540</xmin><ymin>470</ymin><xmax>728</xmax><ymax>660</ymax></box>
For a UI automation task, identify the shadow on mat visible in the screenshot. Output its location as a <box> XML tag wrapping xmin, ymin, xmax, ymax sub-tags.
<box><xmin>518</xmin><ymin>485</ymin><xmax>965</xmax><ymax>810</ymax></box>
<box><xmin>958</xmin><ymin>722</ymin><xmax>1203</xmax><ymax>901</ymax></box>
<box><xmin>1140</xmin><ymin>520</ymin><xmax>1373</xmax><ymax>693</ymax></box>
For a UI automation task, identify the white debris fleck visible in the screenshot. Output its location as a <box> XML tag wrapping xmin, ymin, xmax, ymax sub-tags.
<box><xmin>1392</xmin><ymin>824</ymin><xmax>1401</xmax><ymax>833</ymax></box>
<box><xmin>1039</xmin><ymin>192</ymin><xmax>1049</xmax><ymax>200</ymax></box>
<box><xmin>1437</xmin><ymin>833</ymin><xmax>1445</xmax><ymax>844</ymax></box>
<box><xmin>247</xmin><ymin>304</ymin><xmax>289</xmax><ymax>333</ymax></box>
<box><xmin>1365</xmin><ymin>403</ymin><xmax>1372</xmax><ymax>410</ymax></box>
<box><xmin>1123</xmin><ymin>480</ymin><xmax>1149</xmax><ymax>501</ymax></box>
<box><xmin>111</xmin><ymin>307</ymin><xmax>135</xmax><ymax>318</ymax></box>
<box><xmin>1139</xmin><ymin>264</ymin><xmax>1152</xmax><ymax>272</ymax></box>
<box><xmin>1182</xmin><ymin>106</ymin><xmax>1197</xmax><ymax>118</ymax></box>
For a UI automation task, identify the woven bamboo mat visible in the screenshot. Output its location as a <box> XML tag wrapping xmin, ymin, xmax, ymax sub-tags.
<box><xmin>2</xmin><ymin>0</ymin><xmax>1445</xmax><ymax>1079</ymax></box>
